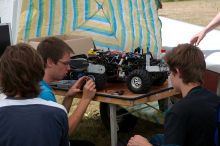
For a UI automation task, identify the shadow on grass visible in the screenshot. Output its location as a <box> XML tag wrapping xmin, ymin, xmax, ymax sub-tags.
<box><xmin>70</xmin><ymin>115</ymin><xmax>164</xmax><ymax>146</ymax></box>
<box><xmin>56</xmin><ymin>98</ymin><xmax>163</xmax><ymax>146</ymax></box>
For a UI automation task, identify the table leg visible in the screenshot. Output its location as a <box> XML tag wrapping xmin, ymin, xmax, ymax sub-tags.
<box><xmin>109</xmin><ymin>104</ymin><xmax>118</xmax><ymax>146</ymax></box>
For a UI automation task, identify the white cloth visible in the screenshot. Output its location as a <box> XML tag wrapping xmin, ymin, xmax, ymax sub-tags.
<box><xmin>0</xmin><ymin>93</ymin><xmax>6</xmax><ymax>100</ymax></box>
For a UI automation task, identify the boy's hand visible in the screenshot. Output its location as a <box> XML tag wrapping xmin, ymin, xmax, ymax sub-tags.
<box><xmin>127</xmin><ymin>135</ymin><xmax>152</xmax><ymax>146</ymax></box>
<box><xmin>82</xmin><ymin>79</ymin><xmax>96</xmax><ymax>101</ymax></box>
<box><xmin>66</xmin><ymin>76</ymin><xmax>88</xmax><ymax>98</ymax></box>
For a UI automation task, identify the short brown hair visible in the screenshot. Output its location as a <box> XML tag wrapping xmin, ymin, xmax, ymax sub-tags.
<box><xmin>0</xmin><ymin>43</ymin><xmax>44</xmax><ymax>98</ymax></box>
<box><xmin>164</xmin><ymin>43</ymin><xmax>206</xmax><ymax>85</ymax></box>
<box><xmin>37</xmin><ymin>37</ymin><xmax>73</xmax><ymax>66</ymax></box>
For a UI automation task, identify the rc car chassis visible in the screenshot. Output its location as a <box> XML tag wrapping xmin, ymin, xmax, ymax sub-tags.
<box><xmin>87</xmin><ymin>49</ymin><xmax>169</xmax><ymax>93</ymax></box>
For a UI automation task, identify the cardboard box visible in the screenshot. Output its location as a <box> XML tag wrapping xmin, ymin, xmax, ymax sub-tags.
<box><xmin>29</xmin><ymin>35</ymin><xmax>94</xmax><ymax>55</ymax></box>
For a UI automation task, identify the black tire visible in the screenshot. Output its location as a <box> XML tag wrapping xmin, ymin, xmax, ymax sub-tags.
<box><xmin>100</xmin><ymin>103</ymin><xmax>138</xmax><ymax>133</ymax></box>
<box><xmin>152</xmin><ymin>72</ymin><xmax>168</xmax><ymax>86</ymax></box>
<box><xmin>126</xmin><ymin>69</ymin><xmax>152</xmax><ymax>94</ymax></box>
<box><xmin>87</xmin><ymin>73</ymin><xmax>107</xmax><ymax>90</ymax></box>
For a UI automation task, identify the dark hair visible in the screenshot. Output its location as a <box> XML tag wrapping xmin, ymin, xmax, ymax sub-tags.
<box><xmin>164</xmin><ymin>43</ymin><xmax>206</xmax><ymax>85</ymax></box>
<box><xmin>37</xmin><ymin>37</ymin><xmax>73</xmax><ymax>66</ymax></box>
<box><xmin>0</xmin><ymin>43</ymin><xmax>44</xmax><ymax>98</ymax></box>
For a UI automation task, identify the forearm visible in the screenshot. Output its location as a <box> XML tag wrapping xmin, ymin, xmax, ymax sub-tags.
<box><xmin>204</xmin><ymin>12</ymin><xmax>220</xmax><ymax>33</ymax></box>
<box><xmin>62</xmin><ymin>95</ymin><xmax>74</xmax><ymax>113</ymax></box>
<box><xmin>68</xmin><ymin>98</ymin><xmax>91</xmax><ymax>135</ymax></box>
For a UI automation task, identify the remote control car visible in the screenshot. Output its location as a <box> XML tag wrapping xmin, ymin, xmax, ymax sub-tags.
<box><xmin>63</xmin><ymin>49</ymin><xmax>169</xmax><ymax>133</ymax></box>
<box><xmin>90</xmin><ymin>48</ymin><xmax>170</xmax><ymax>133</ymax></box>
<box><xmin>63</xmin><ymin>54</ymin><xmax>107</xmax><ymax>90</ymax></box>
<box><xmin>88</xmin><ymin>48</ymin><xmax>169</xmax><ymax>93</ymax></box>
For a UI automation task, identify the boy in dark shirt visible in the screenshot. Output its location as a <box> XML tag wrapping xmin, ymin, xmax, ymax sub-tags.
<box><xmin>0</xmin><ymin>43</ymin><xmax>69</xmax><ymax>146</ymax></box>
<box><xmin>127</xmin><ymin>44</ymin><xmax>220</xmax><ymax>146</ymax></box>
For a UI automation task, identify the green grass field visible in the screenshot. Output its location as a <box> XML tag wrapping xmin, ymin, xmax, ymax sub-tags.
<box><xmin>57</xmin><ymin>1</ymin><xmax>220</xmax><ymax>145</ymax></box>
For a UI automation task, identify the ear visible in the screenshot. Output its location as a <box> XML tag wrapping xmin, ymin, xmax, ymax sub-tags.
<box><xmin>46</xmin><ymin>58</ymin><xmax>55</xmax><ymax>68</ymax></box>
<box><xmin>175</xmin><ymin>68</ymin><xmax>182</xmax><ymax>78</ymax></box>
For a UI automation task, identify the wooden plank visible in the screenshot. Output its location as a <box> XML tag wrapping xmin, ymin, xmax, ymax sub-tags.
<box><xmin>54</xmin><ymin>81</ymin><xmax>180</xmax><ymax>106</ymax></box>
<box><xmin>133</xmin><ymin>89</ymin><xmax>180</xmax><ymax>105</ymax></box>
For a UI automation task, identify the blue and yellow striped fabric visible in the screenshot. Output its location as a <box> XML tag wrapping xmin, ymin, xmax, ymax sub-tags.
<box><xmin>18</xmin><ymin>0</ymin><xmax>162</xmax><ymax>58</ymax></box>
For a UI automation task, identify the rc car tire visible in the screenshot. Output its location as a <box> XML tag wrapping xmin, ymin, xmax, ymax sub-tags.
<box><xmin>126</xmin><ymin>69</ymin><xmax>152</xmax><ymax>93</ymax></box>
<box><xmin>87</xmin><ymin>73</ymin><xmax>107</xmax><ymax>90</ymax></box>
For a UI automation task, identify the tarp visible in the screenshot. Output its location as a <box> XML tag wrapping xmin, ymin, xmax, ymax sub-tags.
<box><xmin>18</xmin><ymin>0</ymin><xmax>162</xmax><ymax>58</ymax></box>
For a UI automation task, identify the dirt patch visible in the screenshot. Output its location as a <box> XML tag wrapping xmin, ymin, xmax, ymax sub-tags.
<box><xmin>159</xmin><ymin>0</ymin><xmax>220</xmax><ymax>29</ymax></box>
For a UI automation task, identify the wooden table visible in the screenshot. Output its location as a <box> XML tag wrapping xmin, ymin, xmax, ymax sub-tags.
<box><xmin>54</xmin><ymin>81</ymin><xmax>180</xmax><ymax>146</ymax></box>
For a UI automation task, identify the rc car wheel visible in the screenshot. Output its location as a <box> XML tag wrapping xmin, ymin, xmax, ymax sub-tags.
<box><xmin>126</xmin><ymin>69</ymin><xmax>152</xmax><ymax>93</ymax></box>
<box><xmin>100</xmin><ymin>103</ymin><xmax>138</xmax><ymax>133</ymax></box>
<box><xmin>87</xmin><ymin>73</ymin><xmax>107</xmax><ymax>90</ymax></box>
<box><xmin>152</xmin><ymin>72</ymin><xmax>168</xmax><ymax>86</ymax></box>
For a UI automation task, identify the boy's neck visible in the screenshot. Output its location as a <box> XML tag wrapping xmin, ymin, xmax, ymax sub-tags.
<box><xmin>181</xmin><ymin>82</ymin><xmax>200</xmax><ymax>97</ymax></box>
<box><xmin>43</xmin><ymin>71</ymin><xmax>53</xmax><ymax>83</ymax></box>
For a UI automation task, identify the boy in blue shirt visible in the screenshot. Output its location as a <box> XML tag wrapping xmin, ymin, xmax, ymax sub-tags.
<box><xmin>37</xmin><ymin>37</ymin><xmax>96</xmax><ymax>145</ymax></box>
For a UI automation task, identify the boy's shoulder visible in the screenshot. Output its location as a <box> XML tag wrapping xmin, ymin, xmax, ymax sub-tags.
<box><xmin>170</xmin><ymin>87</ymin><xmax>220</xmax><ymax>114</ymax></box>
<box><xmin>0</xmin><ymin>98</ymin><xmax>67</xmax><ymax>114</ymax></box>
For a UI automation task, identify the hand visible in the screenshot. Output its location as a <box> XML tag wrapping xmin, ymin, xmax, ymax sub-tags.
<box><xmin>190</xmin><ymin>30</ymin><xmax>207</xmax><ymax>46</ymax></box>
<box><xmin>127</xmin><ymin>135</ymin><xmax>152</xmax><ymax>146</ymax></box>
<box><xmin>82</xmin><ymin>79</ymin><xmax>96</xmax><ymax>101</ymax></box>
<box><xmin>66</xmin><ymin>76</ymin><xmax>88</xmax><ymax>98</ymax></box>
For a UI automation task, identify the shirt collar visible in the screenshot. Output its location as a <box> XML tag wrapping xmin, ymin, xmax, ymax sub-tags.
<box><xmin>40</xmin><ymin>80</ymin><xmax>52</xmax><ymax>90</ymax></box>
<box><xmin>186</xmin><ymin>86</ymin><xmax>203</xmax><ymax>97</ymax></box>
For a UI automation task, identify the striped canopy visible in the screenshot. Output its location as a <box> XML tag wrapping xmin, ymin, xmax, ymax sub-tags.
<box><xmin>18</xmin><ymin>0</ymin><xmax>162</xmax><ymax>58</ymax></box>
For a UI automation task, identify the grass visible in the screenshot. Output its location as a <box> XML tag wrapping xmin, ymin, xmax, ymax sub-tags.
<box><xmin>56</xmin><ymin>1</ymin><xmax>220</xmax><ymax>146</ymax></box>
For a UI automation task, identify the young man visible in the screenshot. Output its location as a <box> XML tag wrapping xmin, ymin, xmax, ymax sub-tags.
<box><xmin>0</xmin><ymin>43</ymin><xmax>69</xmax><ymax>146</ymax></box>
<box><xmin>37</xmin><ymin>37</ymin><xmax>96</xmax><ymax>136</ymax></box>
<box><xmin>127</xmin><ymin>44</ymin><xmax>220</xmax><ymax>146</ymax></box>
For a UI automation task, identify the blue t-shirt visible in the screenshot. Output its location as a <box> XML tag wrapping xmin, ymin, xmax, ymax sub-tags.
<box><xmin>39</xmin><ymin>80</ymin><xmax>57</xmax><ymax>102</ymax></box>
